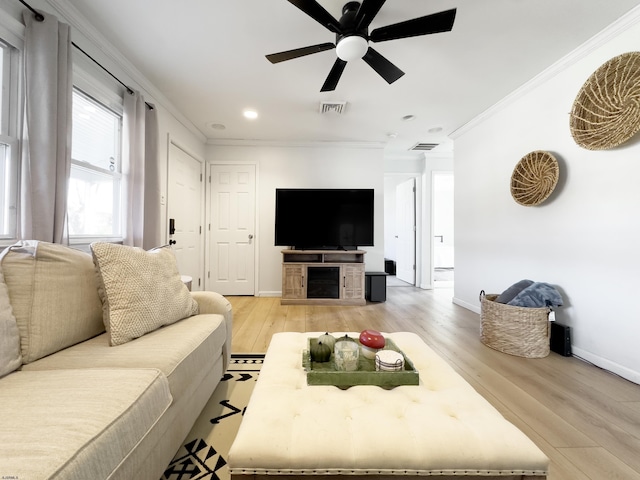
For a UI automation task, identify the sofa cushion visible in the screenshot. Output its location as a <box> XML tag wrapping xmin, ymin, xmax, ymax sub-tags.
<box><xmin>0</xmin><ymin>368</ymin><xmax>171</xmax><ymax>480</ymax></box>
<box><xmin>23</xmin><ymin>312</ymin><xmax>226</xmax><ymax>397</ymax></box>
<box><xmin>0</xmin><ymin>262</ymin><xmax>21</xmax><ymax>377</ymax></box>
<box><xmin>1</xmin><ymin>241</ymin><xmax>105</xmax><ymax>363</ymax></box>
<box><xmin>90</xmin><ymin>243</ymin><xmax>199</xmax><ymax>346</ymax></box>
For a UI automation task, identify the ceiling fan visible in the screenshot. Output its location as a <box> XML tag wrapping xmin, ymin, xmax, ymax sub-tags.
<box><xmin>266</xmin><ymin>0</ymin><xmax>457</xmax><ymax>92</ymax></box>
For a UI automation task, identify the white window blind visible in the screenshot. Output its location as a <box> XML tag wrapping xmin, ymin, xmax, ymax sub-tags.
<box><xmin>68</xmin><ymin>88</ymin><xmax>123</xmax><ymax>240</ymax></box>
<box><xmin>0</xmin><ymin>39</ymin><xmax>19</xmax><ymax>242</ymax></box>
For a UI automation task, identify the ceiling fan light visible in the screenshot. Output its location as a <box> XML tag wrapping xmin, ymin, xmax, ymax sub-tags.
<box><xmin>336</xmin><ymin>36</ymin><xmax>368</xmax><ymax>62</ymax></box>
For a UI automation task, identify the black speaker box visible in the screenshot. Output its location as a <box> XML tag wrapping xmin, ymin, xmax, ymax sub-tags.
<box><xmin>550</xmin><ymin>322</ymin><xmax>572</xmax><ymax>356</ymax></box>
<box><xmin>384</xmin><ymin>259</ymin><xmax>396</xmax><ymax>276</ymax></box>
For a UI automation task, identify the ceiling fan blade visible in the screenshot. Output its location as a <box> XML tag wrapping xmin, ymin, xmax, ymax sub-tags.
<box><xmin>370</xmin><ymin>8</ymin><xmax>457</xmax><ymax>43</ymax></box>
<box><xmin>287</xmin><ymin>0</ymin><xmax>343</xmax><ymax>34</ymax></box>
<box><xmin>321</xmin><ymin>58</ymin><xmax>347</xmax><ymax>92</ymax></box>
<box><xmin>362</xmin><ymin>47</ymin><xmax>404</xmax><ymax>84</ymax></box>
<box><xmin>355</xmin><ymin>0</ymin><xmax>386</xmax><ymax>31</ymax></box>
<box><xmin>266</xmin><ymin>43</ymin><xmax>335</xmax><ymax>64</ymax></box>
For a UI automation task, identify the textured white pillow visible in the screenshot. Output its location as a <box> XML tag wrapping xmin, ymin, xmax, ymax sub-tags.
<box><xmin>90</xmin><ymin>243</ymin><xmax>198</xmax><ymax>346</ymax></box>
<box><xmin>0</xmin><ymin>262</ymin><xmax>21</xmax><ymax>377</ymax></box>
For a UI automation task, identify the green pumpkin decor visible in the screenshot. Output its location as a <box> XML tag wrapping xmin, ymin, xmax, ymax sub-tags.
<box><xmin>310</xmin><ymin>341</ymin><xmax>332</xmax><ymax>363</ymax></box>
<box><xmin>317</xmin><ymin>332</ymin><xmax>336</xmax><ymax>350</ymax></box>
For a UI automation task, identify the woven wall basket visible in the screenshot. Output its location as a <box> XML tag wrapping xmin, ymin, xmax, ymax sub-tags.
<box><xmin>480</xmin><ymin>293</ymin><xmax>550</xmax><ymax>358</ymax></box>
<box><xmin>510</xmin><ymin>150</ymin><xmax>559</xmax><ymax>206</ymax></box>
<box><xmin>570</xmin><ymin>51</ymin><xmax>640</xmax><ymax>150</ymax></box>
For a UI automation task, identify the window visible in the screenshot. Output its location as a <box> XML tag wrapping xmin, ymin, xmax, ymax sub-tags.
<box><xmin>0</xmin><ymin>39</ymin><xmax>19</xmax><ymax>242</ymax></box>
<box><xmin>68</xmin><ymin>88</ymin><xmax>122</xmax><ymax>242</ymax></box>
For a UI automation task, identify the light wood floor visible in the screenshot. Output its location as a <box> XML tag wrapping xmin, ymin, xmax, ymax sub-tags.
<box><xmin>226</xmin><ymin>285</ymin><xmax>640</xmax><ymax>480</ymax></box>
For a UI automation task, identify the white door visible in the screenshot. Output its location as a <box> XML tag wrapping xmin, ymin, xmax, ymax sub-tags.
<box><xmin>167</xmin><ymin>142</ymin><xmax>204</xmax><ymax>290</ymax></box>
<box><xmin>208</xmin><ymin>164</ymin><xmax>256</xmax><ymax>295</ymax></box>
<box><xmin>395</xmin><ymin>178</ymin><xmax>416</xmax><ymax>285</ymax></box>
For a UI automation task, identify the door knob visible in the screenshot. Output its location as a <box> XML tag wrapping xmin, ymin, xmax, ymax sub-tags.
<box><xmin>169</xmin><ymin>239</ymin><xmax>176</xmax><ymax>245</ymax></box>
<box><xmin>248</xmin><ymin>234</ymin><xmax>254</xmax><ymax>240</ymax></box>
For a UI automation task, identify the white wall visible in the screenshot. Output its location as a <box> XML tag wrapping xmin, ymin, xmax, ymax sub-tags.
<box><xmin>207</xmin><ymin>143</ymin><xmax>385</xmax><ymax>296</ymax></box>
<box><xmin>453</xmin><ymin>13</ymin><xmax>640</xmax><ymax>383</ymax></box>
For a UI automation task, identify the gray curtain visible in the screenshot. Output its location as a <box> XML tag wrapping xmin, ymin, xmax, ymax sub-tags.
<box><xmin>143</xmin><ymin>103</ymin><xmax>161</xmax><ymax>249</ymax></box>
<box><xmin>123</xmin><ymin>90</ymin><xmax>160</xmax><ymax>248</ymax></box>
<box><xmin>20</xmin><ymin>11</ymin><xmax>72</xmax><ymax>244</ymax></box>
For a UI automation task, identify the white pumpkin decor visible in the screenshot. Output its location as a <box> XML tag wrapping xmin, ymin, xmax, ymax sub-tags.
<box><xmin>317</xmin><ymin>332</ymin><xmax>336</xmax><ymax>350</ymax></box>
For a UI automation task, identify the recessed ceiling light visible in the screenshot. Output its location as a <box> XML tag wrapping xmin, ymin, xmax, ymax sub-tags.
<box><xmin>387</xmin><ymin>132</ymin><xmax>398</xmax><ymax>139</ymax></box>
<box><xmin>243</xmin><ymin>109</ymin><xmax>258</xmax><ymax>120</ymax></box>
<box><xmin>402</xmin><ymin>114</ymin><xmax>416</xmax><ymax>122</ymax></box>
<box><xmin>428</xmin><ymin>126</ymin><xmax>443</xmax><ymax>133</ymax></box>
<box><xmin>208</xmin><ymin>123</ymin><xmax>226</xmax><ymax>130</ymax></box>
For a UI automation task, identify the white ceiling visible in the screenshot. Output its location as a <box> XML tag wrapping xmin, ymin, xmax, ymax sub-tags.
<box><xmin>61</xmin><ymin>0</ymin><xmax>640</xmax><ymax>158</ymax></box>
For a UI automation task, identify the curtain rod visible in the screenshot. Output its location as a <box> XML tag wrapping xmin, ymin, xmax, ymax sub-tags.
<box><xmin>18</xmin><ymin>0</ymin><xmax>153</xmax><ymax>110</ymax></box>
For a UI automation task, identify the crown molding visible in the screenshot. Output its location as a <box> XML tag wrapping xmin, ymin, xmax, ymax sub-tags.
<box><xmin>206</xmin><ymin>138</ymin><xmax>385</xmax><ymax>150</ymax></box>
<box><xmin>0</xmin><ymin>7</ymin><xmax>25</xmax><ymax>43</ymax></box>
<box><xmin>450</xmin><ymin>5</ymin><xmax>640</xmax><ymax>139</ymax></box>
<box><xmin>384</xmin><ymin>152</ymin><xmax>425</xmax><ymax>162</ymax></box>
<box><xmin>45</xmin><ymin>0</ymin><xmax>206</xmax><ymax>143</ymax></box>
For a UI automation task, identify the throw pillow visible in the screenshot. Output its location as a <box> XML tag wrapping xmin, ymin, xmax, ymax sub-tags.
<box><xmin>2</xmin><ymin>241</ymin><xmax>105</xmax><ymax>364</ymax></box>
<box><xmin>0</xmin><ymin>261</ymin><xmax>21</xmax><ymax>377</ymax></box>
<box><xmin>496</xmin><ymin>279</ymin><xmax>534</xmax><ymax>304</ymax></box>
<box><xmin>90</xmin><ymin>243</ymin><xmax>198</xmax><ymax>346</ymax></box>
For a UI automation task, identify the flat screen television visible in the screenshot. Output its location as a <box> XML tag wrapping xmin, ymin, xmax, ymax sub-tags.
<box><xmin>275</xmin><ymin>188</ymin><xmax>374</xmax><ymax>250</ymax></box>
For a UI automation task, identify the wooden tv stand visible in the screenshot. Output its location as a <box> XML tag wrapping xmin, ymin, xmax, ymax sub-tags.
<box><xmin>281</xmin><ymin>250</ymin><xmax>365</xmax><ymax>306</ymax></box>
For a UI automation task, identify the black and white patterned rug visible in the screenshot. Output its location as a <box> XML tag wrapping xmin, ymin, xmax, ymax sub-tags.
<box><xmin>162</xmin><ymin>354</ymin><xmax>264</xmax><ymax>480</ymax></box>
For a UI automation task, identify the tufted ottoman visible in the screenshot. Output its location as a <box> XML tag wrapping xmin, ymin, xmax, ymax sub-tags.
<box><xmin>228</xmin><ymin>332</ymin><xmax>548</xmax><ymax>480</ymax></box>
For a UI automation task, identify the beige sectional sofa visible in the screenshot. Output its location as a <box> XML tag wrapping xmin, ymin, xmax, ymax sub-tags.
<box><xmin>0</xmin><ymin>240</ymin><xmax>232</xmax><ymax>480</ymax></box>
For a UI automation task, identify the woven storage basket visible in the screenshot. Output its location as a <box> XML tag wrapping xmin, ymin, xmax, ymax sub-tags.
<box><xmin>480</xmin><ymin>292</ymin><xmax>551</xmax><ymax>358</ymax></box>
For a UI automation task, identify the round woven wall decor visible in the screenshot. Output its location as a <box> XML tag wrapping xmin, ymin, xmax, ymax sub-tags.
<box><xmin>570</xmin><ymin>51</ymin><xmax>640</xmax><ymax>150</ymax></box>
<box><xmin>510</xmin><ymin>151</ymin><xmax>559</xmax><ymax>206</ymax></box>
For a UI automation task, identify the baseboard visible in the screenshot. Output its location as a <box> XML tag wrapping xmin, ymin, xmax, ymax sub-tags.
<box><xmin>571</xmin><ymin>347</ymin><xmax>640</xmax><ymax>385</ymax></box>
<box><xmin>257</xmin><ymin>291</ymin><xmax>281</xmax><ymax>298</ymax></box>
<box><xmin>453</xmin><ymin>296</ymin><xmax>480</xmax><ymax>314</ymax></box>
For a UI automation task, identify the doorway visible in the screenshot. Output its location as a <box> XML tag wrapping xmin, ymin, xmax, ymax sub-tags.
<box><xmin>384</xmin><ymin>174</ymin><xmax>419</xmax><ymax>287</ymax></box>
<box><xmin>432</xmin><ymin>172</ymin><xmax>454</xmax><ymax>287</ymax></box>
<box><xmin>207</xmin><ymin>164</ymin><xmax>257</xmax><ymax>295</ymax></box>
<box><xmin>167</xmin><ymin>141</ymin><xmax>204</xmax><ymax>290</ymax></box>
<box><xmin>395</xmin><ymin>178</ymin><xmax>416</xmax><ymax>285</ymax></box>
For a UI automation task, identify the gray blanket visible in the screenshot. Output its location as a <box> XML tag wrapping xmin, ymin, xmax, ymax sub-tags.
<box><xmin>507</xmin><ymin>282</ymin><xmax>563</xmax><ymax>308</ymax></box>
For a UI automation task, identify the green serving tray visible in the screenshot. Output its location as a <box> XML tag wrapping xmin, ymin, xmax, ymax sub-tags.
<box><xmin>302</xmin><ymin>337</ymin><xmax>419</xmax><ymax>389</ymax></box>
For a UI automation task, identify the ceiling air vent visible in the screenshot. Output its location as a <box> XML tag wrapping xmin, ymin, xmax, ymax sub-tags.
<box><xmin>319</xmin><ymin>101</ymin><xmax>347</xmax><ymax>115</ymax></box>
<box><xmin>410</xmin><ymin>142</ymin><xmax>439</xmax><ymax>151</ymax></box>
